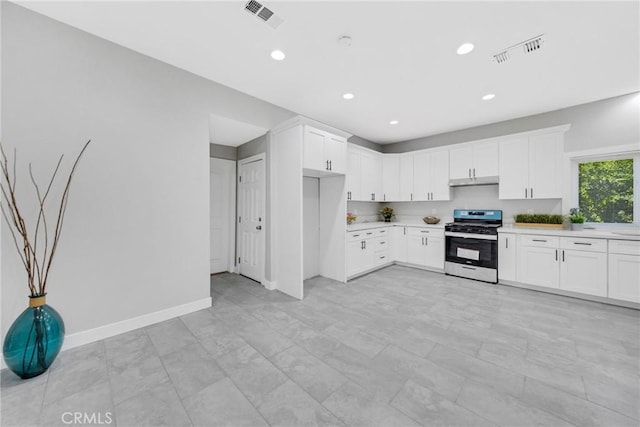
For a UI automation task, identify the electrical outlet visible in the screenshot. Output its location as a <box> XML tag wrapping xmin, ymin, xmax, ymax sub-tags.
<box><xmin>431</xmin><ymin>208</ymin><xmax>437</xmax><ymax>214</ymax></box>
<box><xmin>527</xmin><ymin>209</ymin><xmax>534</xmax><ymax>214</ymax></box>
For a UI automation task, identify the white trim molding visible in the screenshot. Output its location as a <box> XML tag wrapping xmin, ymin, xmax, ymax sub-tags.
<box><xmin>1</xmin><ymin>297</ymin><xmax>212</xmax><ymax>370</ymax></box>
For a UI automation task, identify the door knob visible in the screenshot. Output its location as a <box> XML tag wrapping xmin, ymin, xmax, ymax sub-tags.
<box><xmin>256</xmin><ymin>225</ymin><xmax>262</xmax><ymax>230</ymax></box>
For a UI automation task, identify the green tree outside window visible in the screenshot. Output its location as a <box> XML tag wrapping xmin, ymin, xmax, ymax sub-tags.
<box><xmin>578</xmin><ymin>159</ymin><xmax>633</xmax><ymax>223</ymax></box>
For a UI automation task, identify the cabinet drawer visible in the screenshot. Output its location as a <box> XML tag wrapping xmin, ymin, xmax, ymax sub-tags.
<box><xmin>560</xmin><ymin>237</ymin><xmax>607</xmax><ymax>253</ymax></box>
<box><xmin>519</xmin><ymin>235</ymin><xmax>559</xmax><ymax>248</ymax></box>
<box><xmin>609</xmin><ymin>239</ymin><xmax>640</xmax><ymax>256</ymax></box>
<box><xmin>373</xmin><ymin>238</ymin><xmax>389</xmax><ymax>253</ymax></box>
<box><xmin>375</xmin><ymin>253</ymin><xmax>390</xmax><ymax>265</ymax></box>
<box><xmin>348</xmin><ymin>229</ymin><xmax>376</xmax><ymax>241</ymax></box>
<box><xmin>375</xmin><ymin>227</ymin><xmax>389</xmax><ymax>236</ymax></box>
<box><xmin>407</xmin><ymin>227</ymin><xmax>444</xmax><ymax>238</ymax></box>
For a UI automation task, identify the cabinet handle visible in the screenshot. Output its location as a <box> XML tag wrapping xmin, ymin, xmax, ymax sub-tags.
<box><xmin>329</xmin><ymin>160</ymin><xmax>332</xmax><ymax>170</ymax></box>
<box><xmin>555</xmin><ymin>249</ymin><xmax>558</xmax><ymax>261</ymax></box>
<box><xmin>380</xmin><ymin>241</ymin><xmax>386</xmax><ymax>245</ymax></box>
<box><xmin>326</xmin><ymin>160</ymin><xmax>329</xmax><ymax>170</ymax></box>
<box><xmin>473</xmin><ymin>168</ymin><xmax>476</xmax><ymax>178</ymax></box>
<box><xmin>353</xmin><ymin>234</ymin><xmax>360</xmax><ymax>237</ymax></box>
<box><xmin>371</xmin><ymin>193</ymin><xmax>375</xmax><ymax>201</ymax></box>
<box><xmin>562</xmin><ymin>250</ymin><xmax>565</xmax><ymax>262</ymax></box>
<box><xmin>525</xmin><ymin>188</ymin><xmax>528</xmax><ymax>199</ymax></box>
<box><xmin>361</xmin><ymin>241</ymin><xmax>364</xmax><ymax>249</ymax></box>
<box><xmin>380</xmin><ymin>256</ymin><xmax>386</xmax><ymax>259</ymax></box>
<box><xmin>573</xmin><ymin>242</ymin><xmax>592</xmax><ymax>246</ymax></box>
<box><xmin>422</xmin><ymin>237</ymin><xmax>425</xmax><ymax>245</ymax></box>
<box><xmin>425</xmin><ymin>237</ymin><xmax>428</xmax><ymax>246</ymax></box>
<box><xmin>384</xmin><ymin>194</ymin><xmax>386</xmax><ymax>201</ymax></box>
<box><xmin>530</xmin><ymin>187</ymin><xmax>533</xmax><ymax>198</ymax></box>
<box><xmin>366</xmin><ymin>232</ymin><xmax>373</xmax><ymax>235</ymax></box>
<box><xmin>506</xmin><ymin>237</ymin><xmax>509</xmax><ymax>249</ymax></box>
<box><xmin>532</xmin><ymin>239</ymin><xmax>547</xmax><ymax>242</ymax></box>
<box><xmin>404</xmin><ymin>227</ymin><xmax>406</xmax><ymax>235</ymax></box>
<box><xmin>421</xmin><ymin>230</ymin><xmax>430</xmax><ymax>233</ymax></box>
<box><xmin>411</xmin><ymin>193</ymin><xmax>413</xmax><ymax>201</ymax></box>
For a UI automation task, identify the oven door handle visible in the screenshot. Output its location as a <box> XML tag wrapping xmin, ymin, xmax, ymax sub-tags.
<box><xmin>444</xmin><ymin>231</ymin><xmax>497</xmax><ymax>241</ymax></box>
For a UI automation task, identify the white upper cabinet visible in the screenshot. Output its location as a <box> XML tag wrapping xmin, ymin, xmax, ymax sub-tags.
<box><xmin>303</xmin><ymin>125</ymin><xmax>347</xmax><ymax>175</ymax></box>
<box><xmin>414</xmin><ymin>150</ymin><xmax>450</xmax><ymax>201</ymax></box>
<box><xmin>399</xmin><ymin>154</ymin><xmax>414</xmax><ymax>201</ymax></box>
<box><xmin>382</xmin><ymin>155</ymin><xmax>400</xmax><ymax>202</ymax></box>
<box><xmin>449</xmin><ymin>141</ymin><xmax>499</xmax><ymax>182</ymax></box>
<box><xmin>346</xmin><ymin>147</ymin><xmax>362</xmax><ymax>201</ymax></box>
<box><xmin>347</xmin><ymin>144</ymin><xmax>382</xmax><ymax>201</ymax></box>
<box><xmin>499</xmin><ymin>131</ymin><xmax>563</xmax><ymax>200</ymax></box>
<box><xmin>361</xmin><ymin>149</ymin><xmax>382</xmax><ymax>201</ymax></box>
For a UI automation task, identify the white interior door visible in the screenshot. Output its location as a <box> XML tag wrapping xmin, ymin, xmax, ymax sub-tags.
<box><xmin>238</xmin><ymin>156</ymin><xmax>265</xmax><ymax>283</ymax></box>
<box><xmin>210</xmin><ymin>158</ymin><xmax>236</xmax><ymax>274</ymax></box>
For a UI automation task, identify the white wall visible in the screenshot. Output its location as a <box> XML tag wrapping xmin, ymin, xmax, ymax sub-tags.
<box><xmin>1</xmin><ymin>3</ymin><xmax>294</xmax><ymax>348</ymax></box>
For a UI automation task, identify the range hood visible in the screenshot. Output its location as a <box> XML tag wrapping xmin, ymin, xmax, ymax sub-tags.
<box><xmin>449</xmin><ymin>176</ymin><xmax>499</xmax><ymax>187</ymax></box>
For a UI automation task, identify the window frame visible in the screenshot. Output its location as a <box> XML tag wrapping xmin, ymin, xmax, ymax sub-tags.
<box><xmin>564</xmin><ymin>144</ymin><xmax>639</xmax><ymax>228</ymax></box>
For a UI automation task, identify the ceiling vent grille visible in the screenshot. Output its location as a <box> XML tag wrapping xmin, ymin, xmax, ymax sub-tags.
<box><xmin>493</xmin><ymin>34</ymin><xmax>545</xmax><ymax>64</ymax></box>
<box><xmin>244</xmin><ymin>1</ymin><xmax>283</xmax><ymax>29</ymax></box>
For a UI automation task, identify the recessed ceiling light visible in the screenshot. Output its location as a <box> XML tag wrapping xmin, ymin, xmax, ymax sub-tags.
<box><xmin>482</xmin><ymin>93</ymin><xmax>496</xmax><ymax>101</ymax></box>
<box><xmin>389</xmin><ymin>120</ymin><xmax>399</xmax><ymax>125</ymax></box>
<box><xmin>456</xmin><ymin>43</ymin><xmax>474</xmax><ymax>55</ymax></box>
<box><xmin>342</xmin><ymin>93</ymin><xmax>355</xmax><ymax>100</ymax></box>
<box><xmin>270</xmin><ymin>50</ymin><xmax>285</xmax><ymax>61</ymax></box>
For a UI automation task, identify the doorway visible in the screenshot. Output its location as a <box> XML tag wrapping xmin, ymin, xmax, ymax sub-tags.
<box><xmin>237</xmin><ymin>154</ymin><xmax>266</xmax><ymax>283</ymax></box>
<box><xmin>210</xmin><ymin>158</ymin><xmax>236</xmax><ymax>274</ymax></box>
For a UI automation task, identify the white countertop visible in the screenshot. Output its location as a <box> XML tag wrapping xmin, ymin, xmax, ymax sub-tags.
<box><xmin>498</xmin><ymin>225</ymin><xmax>640</xmax><ymax>241</ymax></box>
<box><xmin>347</xmin><ymin>221</ymin><xmax>445</xmax><ymax>232</ymax></box>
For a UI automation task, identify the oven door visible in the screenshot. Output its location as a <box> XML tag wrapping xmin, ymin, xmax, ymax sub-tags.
<box><xmin>445</xmin><ymin>232</ymin><xmax>497</xmax><ymax>269</ymax></box>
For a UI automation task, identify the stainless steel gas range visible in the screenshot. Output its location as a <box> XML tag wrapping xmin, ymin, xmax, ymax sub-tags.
<box><xmin>444</xmin><ymin>209</ymin><xmax>502</xmax><ymax>284</ymax></box>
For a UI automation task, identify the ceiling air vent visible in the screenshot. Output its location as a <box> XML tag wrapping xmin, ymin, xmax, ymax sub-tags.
<box><xmin>493</xmin><ymin>34</ymin><xmax>545</xmax><ymax>64</ymax></box>
<box><xmin>244</xmin><ymin>1</ymin><xmax>284</xmax><ymax>29</ymax></box>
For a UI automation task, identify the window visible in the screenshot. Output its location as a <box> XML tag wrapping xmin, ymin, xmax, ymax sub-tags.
<box><xmin>578</xmin><ymin>158</ymin><xmax>634</xmax><ymax>223</ymax></box>
<box><xmin>569</xmin><ymin>148</ymin><xmax>639</xmax><ymax>226</ymax></box>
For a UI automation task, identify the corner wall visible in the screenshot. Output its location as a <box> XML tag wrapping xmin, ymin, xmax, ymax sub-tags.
<box><xmin>1</xmin><ymin>3</ymin><xmax>294</xmax><ymax>349</ymax></box>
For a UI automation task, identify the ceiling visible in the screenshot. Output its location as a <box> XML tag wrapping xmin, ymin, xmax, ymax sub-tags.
<box><xmin>209</xmin><ymin>114</ymin><xmax>267</xmax><ymax>147</ymax></box>
<box><xmin>16</xmin><ymin>1</ymin><xmax>640</xmax><ymax>144</ymax></box>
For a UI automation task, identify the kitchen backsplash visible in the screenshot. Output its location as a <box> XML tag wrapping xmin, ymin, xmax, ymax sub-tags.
<box><xmin>348</xmin><ymin>185</ymin><xmax>562</xmax><ymax>224</ymax></box>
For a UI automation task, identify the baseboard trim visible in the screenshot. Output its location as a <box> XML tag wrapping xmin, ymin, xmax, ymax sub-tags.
<box><xmin>1</xmin><ymin>297</ymin><xmax>212</xmax><ymax>370</ymax></box>
<box><xmin>263</xmin><ymin>280</ymin><xmax>276</xmax><ymax>290</ymax></box>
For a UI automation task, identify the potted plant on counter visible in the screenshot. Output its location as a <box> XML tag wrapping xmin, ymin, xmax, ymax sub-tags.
<box><xmin>380</xmin><ymin>206</ymin><xmax>395</xmax><ymax>222</ymax></box>
<box><xmin>569</xmin><ymin>208</ymin><xmax>586</xmax><ymax>230</ymax></box>
<box><xmin>346</xmin><ymin>212</ymin><xmax>357</xmax><ymax>225</ymax></box>
<box><xmin>514</xmin><ymin>213</ymin><xmax>564</xmax><ymax>229</ymax></box>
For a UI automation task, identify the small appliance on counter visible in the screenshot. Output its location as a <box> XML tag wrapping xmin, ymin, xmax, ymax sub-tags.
<box><xmin>444</xmin><ymin>209</ymin><xmax>502</xmax><ymax>283</ymax></box>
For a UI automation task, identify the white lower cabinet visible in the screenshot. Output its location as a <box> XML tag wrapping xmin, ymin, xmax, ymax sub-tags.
<box><xmin>347</xmin><ymin>228</ymin><xmax>390</xmax><ymax>277</ymax></box>
<box><xmin>391</xmin><ymin>226</ymin><xmax>408</xmax><ymax>263</ymax></box>
<box><xmin>498</xmin><ymin>233</ymin><xmax>517</xmax><ymax>282</ymax></box>
<box><xmin>517</xmin><ymin>238</ymin><xmax>560</xmax><ymax>289</ymax></box>
<box><xmin>517</xmin><ymin>234</ymin><xmax>609</xmax><ymax>298</ymax></box>
<box><xmin>608</xmin><ymin>240</ymin><xmax>640</xmax><ymax>303</ymax></box>
<box><xmin>560</xmin><ymin>237</ymin><xmax>607</xmax><ymax>297</ymax></box>
<box><xmin>406</xmin><ymin>228</ymin><xmax>444</xmax><ymax>269</ymax></box>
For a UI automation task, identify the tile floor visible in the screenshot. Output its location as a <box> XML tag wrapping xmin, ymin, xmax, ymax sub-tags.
<box><xmin>1</xmin><ymin>266</ymin><xmax>639</xmax><ymax>426</ymax></box>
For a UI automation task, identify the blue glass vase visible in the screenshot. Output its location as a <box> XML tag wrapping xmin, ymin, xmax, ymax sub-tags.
<box><xmin>3</xmin><ymin>294</ymin><xmax>65</xmax><ymax>379</ymax></box>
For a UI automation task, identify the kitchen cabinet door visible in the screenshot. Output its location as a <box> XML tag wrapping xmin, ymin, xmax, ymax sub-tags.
<box><xmin>472</xmin><ymin>142</ymin><xmax>499</xmax><ymax>178</ymax></box>
<box><xmin>347</xmin><ymin>239</ymin><xmax>370</xmax><ymax>277</ymax></box>
<box><xmin>424</xmin><ymin>236</ymin><xmax>444</xmax><ymax>269</ymax></box>
<box><xmin>413</xmin><ymin>151</ymin><xmax>430</xmax><ymax>201</ymax></box>
<box><xmin>391</xmin><ymin>226</ymin><xmax>408</xmax><ymax>263</ymax></box>
<box><xmin>528</xmin><ymin>132</ymin><xmax>562</xmax><ymax>199</ymax></box>
<box><xmin>449</xmin><ymin>146</ymin><xmax>473</xmax><ymax>180</ymax></box>
<box><xmin>608</xmin><ymin>253</ymin><xmax>640</xmax><ymax>303</ymax></box>
<box><xmin>430</xmin><ymin>150</ymin><xmax>451</xmax><ymax>201</ymax></box>
<box><xmin>499</xmin><ymin>137</ymin><xmax>530</xmax><ymax>200</ymax></box>
<box><xmin>560</xmin><ymin>249</ymin><xmax>607</xmax><ymax>297</ymax></box>
<box><xmin>303</xmin><ymin>127</ymin><xmax>326</xmax><ymax>172</ymax></box>
<box><xmin>407</xmin><ymin>234</ymin><xmax>428</xmax><ymax>265</ymax></box>
<box><xmin>498</xmin><ymin>233</ymin><xmax>517</xmax><ymax>282</ymax></box>
<box><xmin>346</xmin><ymin>148</ymin><xmax>362</xmax><ymax>201</ymax></box>
<box><xmin>517</xmin><ymin>246</ymin><xmax>560</xmax><ymax>288</ymax></box>
<box><xmin>361</xmin><ymin>151</ymin><xmax>382</xmax><ymax>201</ymax></box>
<box><xmin>325</xmin><ymin>134</ymin><xmax>347</xmax><ymax>175</ymax></box>
<box><xmin>399</xmin><ymin>155</ymin><xmax>414</xmax><ymax>201</ymax></box>
<box><xmin>382</xmin><ymin>156</ymin><xmax>400</xmax><ymax>202</ymax></box>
